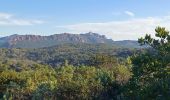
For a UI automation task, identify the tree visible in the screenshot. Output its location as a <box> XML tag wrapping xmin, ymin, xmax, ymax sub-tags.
<box><xmin>127</xmin><ymin>27</ymin><xmax>170</xmax><ymax>99</ymax></box>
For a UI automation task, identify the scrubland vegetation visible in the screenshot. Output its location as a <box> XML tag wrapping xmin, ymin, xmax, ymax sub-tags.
<box><xmin>1</xmin><ymin>27</ymin><xmax>170</xmax><ymax>99</ymax></box>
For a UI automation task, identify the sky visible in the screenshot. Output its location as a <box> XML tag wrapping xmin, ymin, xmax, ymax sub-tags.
<box><xmin>0</xmin><ymin>0</ymin><xmax>170</xmax><ymax>40</ymax></box>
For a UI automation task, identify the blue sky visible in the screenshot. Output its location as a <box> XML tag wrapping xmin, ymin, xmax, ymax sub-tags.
<box><xmin>0</xmin><ymin>0</ymin><xmax>170</xmax><ymax>40</ymax></box>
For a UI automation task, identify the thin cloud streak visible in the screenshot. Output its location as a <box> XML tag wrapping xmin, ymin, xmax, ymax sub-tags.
<box><xmin>124</xmin><ymin>11</ymin><xmax>135</xmax><ymax>17</ymax></box>
<box><xmin>0</xmin><ymin>12</ymin><xmax>44</xmax><ymax>26</ymax></box>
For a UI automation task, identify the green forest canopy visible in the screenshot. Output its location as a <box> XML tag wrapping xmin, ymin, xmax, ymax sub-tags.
<box><xmin>0</xmin><ymin>27</ymin><xmax>170</xmax><ymax>99</ymax></box>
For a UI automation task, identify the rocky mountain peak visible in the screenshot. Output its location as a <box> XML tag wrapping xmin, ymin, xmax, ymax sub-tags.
<box><xmin>0</xmin><ymin>33</ymin><xmax>113</xmax><ymax>48</ymax></box>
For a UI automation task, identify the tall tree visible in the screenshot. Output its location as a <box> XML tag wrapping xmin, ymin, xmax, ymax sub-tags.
<box><xmin>128</xmin><ymin>27</ymin><xmax>170</xmax><ymax>99</ymax></box>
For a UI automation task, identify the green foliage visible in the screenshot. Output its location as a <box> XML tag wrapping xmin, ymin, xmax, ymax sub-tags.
<box><xmin>127</xmin><ymin>26</ymin><xmax>170</xmax><ymax>99</ymax></box>
<box><xmin>3</xmin><ymin>27</ymin><xmax>170</xmax><ymax>99</ymax></box>
<box><xmin>0</xmin><ymin>58</ymin><xmax>131</xmax><ymax>99</ymax></box>
<box><xmin>2</xmin><ymin>26</ymin><xmax>170</xmax><ymax>99</ymax></box>
<box><xmin>0</xmin><ymin>43</ymin><xmax>135</xmax><ymax>67</ymax></box>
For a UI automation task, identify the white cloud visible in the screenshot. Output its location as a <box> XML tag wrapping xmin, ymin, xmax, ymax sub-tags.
<box><xmin>0</xmin><ymin>12</ymin><xmax>44</xmax><ymax>26</ymax></box>
<box><xmin>56</xmin><ymin>16</ymin><xmax>170</xmax><ymax>40</ymax></box>
<box><xmin>0</xmin><ymin>13</ymin><xmax>12</xmax><ymax>19</ymax></box>
<box><xmin>124</xmin><ymin>11</ymin><xmax>135</xmax><ymax>17</ymax></box>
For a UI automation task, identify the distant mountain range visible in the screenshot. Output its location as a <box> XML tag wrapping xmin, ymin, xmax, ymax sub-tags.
<box><xmin>0</xmin><ymin>32</ymin><xmax>141</xmax><ymax>48</ymax></box>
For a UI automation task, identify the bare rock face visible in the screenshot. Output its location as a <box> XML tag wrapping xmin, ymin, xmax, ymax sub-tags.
<box><xmin>0</xmin><ymin>32</ymin><xmax>114</xmax><ymax>48</ymax></box>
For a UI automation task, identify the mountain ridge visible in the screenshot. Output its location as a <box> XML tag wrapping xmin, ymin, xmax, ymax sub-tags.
<box><xmin>0</xmin><ymin>32</ymin><xmax>140</xmax><ymax>48</ymax></box>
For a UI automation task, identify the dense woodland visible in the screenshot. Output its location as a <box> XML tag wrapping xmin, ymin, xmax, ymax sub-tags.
<box><xmin>0</xmin><ymin>43</ymin><xmax>137</xmax><ymax>66</ymax></box>
<box><xmin>1</xmin><ymin>27</ymin><xmax>170</xmax><ymax>99</ymax></box>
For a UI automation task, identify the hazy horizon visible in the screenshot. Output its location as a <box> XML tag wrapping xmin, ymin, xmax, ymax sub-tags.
<box><xmin>0</xmin><ymin>0</ymin><xmax>169</xmax><ymax>40</ymax></box>
<box><xmin>0</xmin><ymin>32</ymin><xmax>140</xmax><ymax>41</ymax></box>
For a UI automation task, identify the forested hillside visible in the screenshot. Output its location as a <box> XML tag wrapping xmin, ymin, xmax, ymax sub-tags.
<box><xmin>1</xmin><ymin>27</ymin><xmax>170</xmax><ymax>99</ymax></box>
<box><xmin>0</xmin><ymin>43</ymin><xmax>138</xmax><ymax>67</ymax></box>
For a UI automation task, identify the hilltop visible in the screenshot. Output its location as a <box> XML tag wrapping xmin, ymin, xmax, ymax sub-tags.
<box><xmin>0</xmin><ymin>32</ymin><xmax>140</xmax><ymax>48</ymax></box>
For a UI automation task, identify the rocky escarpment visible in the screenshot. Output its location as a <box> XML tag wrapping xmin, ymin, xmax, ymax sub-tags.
<box><xmin>0</xmin><ymin>32</ymin><xmax>113</xmax><ymax>48</ymax></box>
